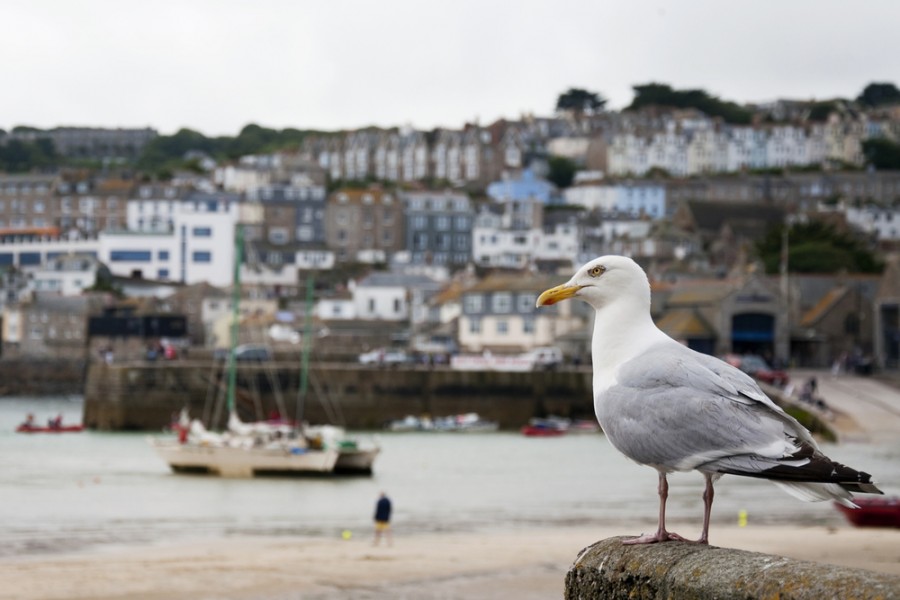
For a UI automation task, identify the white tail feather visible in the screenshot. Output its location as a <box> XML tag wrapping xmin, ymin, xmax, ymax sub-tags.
<box><xmin>772</xmin><ymin>481</ymin><xmax>857</xmax><ymax>508</ymax></box>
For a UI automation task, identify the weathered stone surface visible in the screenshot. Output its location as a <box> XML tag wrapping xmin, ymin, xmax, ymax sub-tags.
<box><xmin>565</xmin><ymin>537</ymin><xmax>900</xmax><ymax>600</ymax></box>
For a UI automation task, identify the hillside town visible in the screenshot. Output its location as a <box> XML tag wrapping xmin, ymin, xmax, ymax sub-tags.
<box><xmin>3</xmin><ymin>86</ymin><xmax>900</xmax><ymax>372</ymax></box>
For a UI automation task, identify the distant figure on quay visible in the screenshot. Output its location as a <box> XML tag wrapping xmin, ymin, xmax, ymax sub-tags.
<box><xmin>373</xmin><ymin>492</ymin><xmax>392</xmax><ymax>546</ymax></box>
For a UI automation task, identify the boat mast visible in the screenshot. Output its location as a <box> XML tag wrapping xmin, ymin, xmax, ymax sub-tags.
<box><xmin>297</xmin><ymin>274</ymin><xmax>314</xmax><ymax>424</ymax></box>
<box><xmin>227</xmin><ymin>222</ymin><xmax>244</xmax><ymax>416</ymax></box>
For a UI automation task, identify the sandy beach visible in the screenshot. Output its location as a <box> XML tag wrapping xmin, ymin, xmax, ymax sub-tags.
<box><xmin>3</xmin><ymin>524</ymin><xmax>899</xmax><ymax>600</ymax></box>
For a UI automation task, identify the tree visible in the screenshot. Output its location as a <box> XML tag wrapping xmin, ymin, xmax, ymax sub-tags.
<box><xmin>857</xmin><ymin>82</ymin><xmax>900</xmax><ymax>108</ymax></box>
<box><xmin>626</xmin><ymin>83</ymin><xmax>753</xmax><ymax>124</ymax></box>
<box><xmin>555</xmin><ymin>88</ymin><xmax>606</xmax><ymax>115</ymax></box>
<box><xmin>0</xmin><ymin>137</ymin><xmax>58</xmax><ymax>172</ymax></box>
<box><xmin>754</xmin><ymin>221</ymin><xmax>883</xmax><ymax>274</ymax></box>
<box><xmin>862</xmin><ymin>138</ymin><xmax>900</xmax><ymax>170</ymax></box>
<box><xmin>547</xmin><ymin>156</ymin><xmax>577</xmax><ymax>189</ymax></box>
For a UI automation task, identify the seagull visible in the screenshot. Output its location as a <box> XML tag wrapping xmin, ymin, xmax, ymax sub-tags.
<box><xmin>536</xmin><ymin>255</ymin><xmax>883</xmax><ymax>545</ymax></box>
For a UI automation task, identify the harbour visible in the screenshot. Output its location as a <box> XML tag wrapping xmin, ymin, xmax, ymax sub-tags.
<box><xmin>3</xmin><ymin>383</ymin><xmax>898</xmax><ymax>556</ymax></box>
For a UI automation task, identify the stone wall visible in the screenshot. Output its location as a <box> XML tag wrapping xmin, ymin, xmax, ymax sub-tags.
<box><xmin>82</xmin><ymin>361</ymin><xmax>596</xmax><ymax>431</ymax></box>
<box><xmin>0</xmin><ymin>358</ymin><xmax>85</xmax><ymax>396</ymax></box>
<box><xmin>566</xmin><ymin>537</ymin><xmax>900</xmax><ymax>599</ymax></box>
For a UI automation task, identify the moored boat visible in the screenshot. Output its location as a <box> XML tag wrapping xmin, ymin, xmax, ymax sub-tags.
<box><xmin>16</xmin><ymin>424</ymin><xmax>84</xmax><ymax>434</ymax></box>
<box><xmin>835</xmin><ymin>496</ymin><xmax>900</xmax><ymax>528</ymax></box>
<box><xmin>150</xmin><ymin>411</ymin><xmax>343</xmax><ymax>477</ymax></box>
<box><xmin>521</xmin><ymin>416</ymin><xmax>570</xmax><ymax>437</ymax></box>
<box><xmin>149</xmin><ymin>224</ymin><xmax>368</xmax><ymax>478</ymax></box>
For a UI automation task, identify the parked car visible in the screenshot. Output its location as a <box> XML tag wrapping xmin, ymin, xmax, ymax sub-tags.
<box><xmin>723</xmin><ymin>354</ymin><xmax>789</xmax><ymax>387</ymax></box>
<box><xmin>233</xmin><ymin>344</ymin><xmax>273</xmax><ymax>362</ymax></box>
<box><xmin>358</xmin><ymin>348</ymin><xmax>410</xmax><ymax>366</ymax></box>
<box><xmin>521</xmin><ymin>346</ymin><xmax>564</xmax><ymax>370</ymax></box>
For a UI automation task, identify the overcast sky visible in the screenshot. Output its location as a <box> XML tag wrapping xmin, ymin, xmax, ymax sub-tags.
<box><xmin>3</xmin><ymin>0</ymin><xmax>899</xmax><ymax>137</ymax></box>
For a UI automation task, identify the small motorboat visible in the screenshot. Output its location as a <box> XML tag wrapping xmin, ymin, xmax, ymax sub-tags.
<box><xmin>835</xmin><ymin>496</ymin><xmax>900</xmax><ymax>528</ymax></box>
<box><xmin>521</xmin><ymin>424</ymin><xmax>567</xmax><ymax>437</ymax></box>
<box><xmin>521</xmin><ymin>417</ymin><xmax>569</xmax><ymax>437</ymax></box>
<box><xmin>17</xmin><ymin>424</ymin><xmax>84</xmax><ymax>433</ymax></box>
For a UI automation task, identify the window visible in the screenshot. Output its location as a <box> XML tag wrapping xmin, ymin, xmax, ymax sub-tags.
<box><xmin>20</xmin><ymin>252</ymin><xmax>41</xmax><ymax>266</ymax></box>
<box><xmin>491</xmin><ymin>292</ymin><xmax>512</xmax><ymax>313</ymax></box>
<box><xmin>393</xmin><ymin>298</ymin><xmax>402</xmax><ymax>313</ymax></box>
<box><xmin>496</xmin><ymin>320</ymin><xmax>508</xmax><ymax>335</ymax></box>
<box><xmin>110</xmin><ymin>250</ymin><xmax>152</xmax><ymax>262</ymax></box>
<box><xmin>368</xmin><ymin>298</ymin><xmax>376</xmax><ymax>313</ymax></box>
<box><xmin>523</xmin><ymin>317</ymin><xmax>535</xmax><ymax>333</ymax></box>
<box><xmin>469</xmin><ymin>317</ymin><xmax>481</xmax><ymax>333</ymax></box>
<box><xmin>518</xmin><ymin>294</ymin><xmax>536</xmax><ymax>312</ymax></box>
<box><xmin>192</xmin><ymin>251</ymin><xmax>212</xmax><ymax>263</ymax></box>
<box><xmin>193</xmin><ymin>227</ymin><xmax>212</xmax><ymax>237</ymax></box>
<box><xmin>269</xmin><ymin>228</ymin><xmax>289</xmax><ymax>244</ymax></box>
<box><xmin>158</xmin><ymin>250</ymin><xmax>169</xmax><ymax>260</ymax></box>
<box><xmin>464</xmin><ymin>294</ymin><xmax>483</xmax><ymax>314</ymax></box>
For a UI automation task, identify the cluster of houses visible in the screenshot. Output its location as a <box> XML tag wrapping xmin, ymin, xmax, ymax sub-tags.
<box><xmin>3</xmin><ymin>100</ymin><xmax>900</xmax><ymax>370</ymax></box>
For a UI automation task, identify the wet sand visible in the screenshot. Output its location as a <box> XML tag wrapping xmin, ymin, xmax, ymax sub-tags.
<box><xmin>3</xmin><ymin>524</ymin><xmax>899</xmax><ymax>600</ymax></box>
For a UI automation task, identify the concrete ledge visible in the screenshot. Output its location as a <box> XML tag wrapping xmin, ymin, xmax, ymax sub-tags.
<box><xmin>565</xmin><ymin>537</ymin><xmax>900</xmax><ymax>599</ymax></box>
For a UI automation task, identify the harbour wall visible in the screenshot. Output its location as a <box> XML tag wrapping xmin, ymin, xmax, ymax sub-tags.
<box><xmin>82</xmin><ymin>361</ymin><xmax>596</xmax><ymax>431</ymax></box>
<box><xmin>566</xmin><ymin>537</ymin><xmax>900</xmax><ymax>599</ymax></box>
<box><xmin>0</xmin><ymin>358</ymin><xmax>85</xmax><ymax>396</ymax></box>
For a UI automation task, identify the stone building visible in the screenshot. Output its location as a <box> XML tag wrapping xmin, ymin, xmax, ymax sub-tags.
<box><xmin>324</xmin><ymin>188</ymin><xmax>405</xmax><ymax>263</ymax></box>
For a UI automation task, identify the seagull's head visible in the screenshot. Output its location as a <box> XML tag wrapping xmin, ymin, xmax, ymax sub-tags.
<box><xmin>535</xmin><ymin>255</ymin><xmax>650</xmax><ymax>311</ymax></box>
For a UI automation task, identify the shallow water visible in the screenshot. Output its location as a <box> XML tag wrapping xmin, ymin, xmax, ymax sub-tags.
<box><xmin>1</xmin><ymin>396</ymin><xmax>898</xmax><ymax>558</ymax></box>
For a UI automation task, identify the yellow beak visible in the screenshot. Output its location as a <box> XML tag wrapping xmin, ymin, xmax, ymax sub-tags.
<box><xmin>536</xmin><ymin>284</ymin><xmax>582</xmax><ymax>307</ymax></box>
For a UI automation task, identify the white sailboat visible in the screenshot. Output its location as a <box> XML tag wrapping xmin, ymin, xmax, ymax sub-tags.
<box><xmin>149</xmin><ymin>224</ymin><xmax>343</xmax><ymax>477</ymax></box>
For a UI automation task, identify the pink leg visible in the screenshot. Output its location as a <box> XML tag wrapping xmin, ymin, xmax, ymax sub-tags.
<box><xmin>623</xmin><ymin>471</ymin><xmax>689</xmax><ymax>544</ymax></box>
<box><xmin>697</xmin><ymin>473</ymin><xmax>714</xmax><ymax>545</ymax></box>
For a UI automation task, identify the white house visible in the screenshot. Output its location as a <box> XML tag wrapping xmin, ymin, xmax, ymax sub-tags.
<box><xmin>564</xmin><ymin>182</ymin><xmax>666</xmax><ymax>217</ymax></box>
<box><xmin>472</xmin><ymin>214</ymin><xmax>541</xmax><ymax>269</ymax></box>
<box><xmin>352</xmin><ymin>272</ymin><xmax>441</xmax><ymax>321</ymax></box>
<box><xmin>30</xmin><ymin>254</ymin><xmax>102</xmax><ymax>297</ymax></box>
<box><xmin>102</xmin><ymin>192</ymin><xmax>241</xmax><ymax>286</ymax></box>
<box><xmin>457</xmin><ymin>273</ymin><xmax>584</xmax><ymax>353</ymax></box>
<box><xmin>845</xmin><ymin>205</ymin><xmax>900</xmax><ymax>243</ymax></box>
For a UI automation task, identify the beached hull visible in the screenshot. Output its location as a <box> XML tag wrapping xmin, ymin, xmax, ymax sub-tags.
<box><xmin>334</xmin><ymin>447</ymin><xmax>380</xmax><ymax>474</ymax></box>
<box><xmin>149</xmin><ymin>439</ymin><xmax>340</xmax><ymax>477</ymax></box>
<box><xmin>835</xmin><ymin>497</ymin><xmax>900</xmax><ymax>528</ymax></box>
<box><xmin>17</xmin><ymin>425</ymin><xmax>84</xmax><ymax>433</ymax></box>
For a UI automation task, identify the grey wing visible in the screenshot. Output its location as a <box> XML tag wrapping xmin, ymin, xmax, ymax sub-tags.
<box><xmin>597</xmin><ymin>342</ymin><xmax>808</xmax><ymax>472</ymax></box>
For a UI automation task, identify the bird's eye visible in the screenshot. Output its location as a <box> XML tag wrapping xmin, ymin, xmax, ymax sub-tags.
<box><xmin>588</xmin><ymin>266</ymin><xmax>605</xmax><ymax>278</ymax></box>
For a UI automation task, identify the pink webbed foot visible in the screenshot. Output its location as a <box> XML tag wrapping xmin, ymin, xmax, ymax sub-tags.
<box><xmin>622</xmin><ymin>530</ymin><xmax>707</xmax><ymax>544</ymax></box>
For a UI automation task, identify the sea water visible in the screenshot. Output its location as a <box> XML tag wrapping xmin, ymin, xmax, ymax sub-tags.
<box><xmin>1</xmin><ymin>396</ymin><xmax>898</xmax><ymax>558</ymax></box>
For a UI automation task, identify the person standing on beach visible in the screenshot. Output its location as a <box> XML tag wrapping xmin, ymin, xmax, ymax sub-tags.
<box><xmin>373</xmin><ymin>492</ymin><xmax>392</xmax><ymax>546</ymax></box>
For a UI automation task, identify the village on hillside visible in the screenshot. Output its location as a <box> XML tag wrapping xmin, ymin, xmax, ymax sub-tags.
<box><xmin>3</xmin><ymin>84</ymin><xmax>900</xmax><ymax>372</ymax></box>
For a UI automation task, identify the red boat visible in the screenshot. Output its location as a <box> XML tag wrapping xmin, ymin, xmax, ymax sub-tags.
<box><xmin>835</xmin><ymin>497</ymin><xmax>900</xmax><ymax>528</ymax></box>
<box><xmin>16</xmin><ymin>424</ymin><xmax>84</xmax><ymax>434</ymax></box>
<box><xmin>521</xmin><ymin>424</ymin><xmax>567</xmax><ymax>437</ymax></box>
